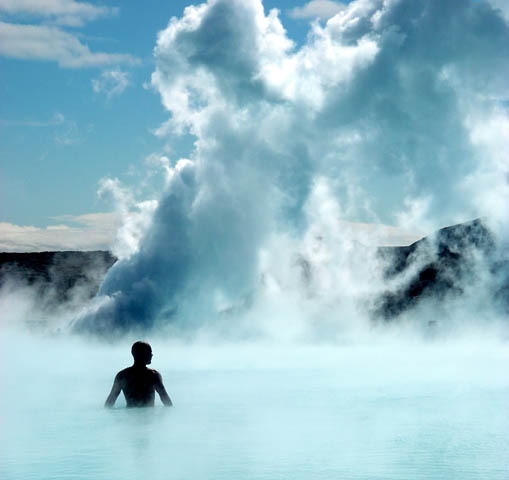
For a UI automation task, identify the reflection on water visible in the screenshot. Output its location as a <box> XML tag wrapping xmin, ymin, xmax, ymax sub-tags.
<box><xmin>1</xmin><ymin>334</ymin><xmax>508</xmax><ymax>480</ymax></box>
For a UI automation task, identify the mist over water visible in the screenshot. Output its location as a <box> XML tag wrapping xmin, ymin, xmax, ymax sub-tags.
<box><xmin>2</xmin><ymin>0</ymin><xmax>509</xmax><ymax>478</ymax></box>
<box><xmin>1</xmin><ymin>329</ymin><xmax>509</xmax><ymax>480</ymax></box>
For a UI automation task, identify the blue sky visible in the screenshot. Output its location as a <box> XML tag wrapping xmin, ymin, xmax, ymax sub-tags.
<box><xmin>0</xmin><ymin>0</ymin><xmax>336</xmax><ymax>246</ymax></box>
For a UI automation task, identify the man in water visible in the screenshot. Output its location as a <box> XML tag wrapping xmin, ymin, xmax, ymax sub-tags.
<box><xmin>105</xmin><ymin>341</ymin><xmax>173</xmax><ymax>408</ymax></box>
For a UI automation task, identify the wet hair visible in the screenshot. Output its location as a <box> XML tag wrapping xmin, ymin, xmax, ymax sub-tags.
<box><xmin>131</xmin><ymin>341</ymin><xmax>152</xmax><ymax>360</ymax></box>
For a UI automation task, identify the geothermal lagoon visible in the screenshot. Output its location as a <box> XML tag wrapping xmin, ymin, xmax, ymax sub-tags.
<box><xmin>1</xmin><ymin>333</ymin><xmax>508</xmax><ymax>480</ymax></box>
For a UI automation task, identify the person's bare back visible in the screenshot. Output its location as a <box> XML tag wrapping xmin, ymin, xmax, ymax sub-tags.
<box><xmin>105</xmin><ymin>341</ymin><xmax>172</xmax><ymax>408</ymax></box>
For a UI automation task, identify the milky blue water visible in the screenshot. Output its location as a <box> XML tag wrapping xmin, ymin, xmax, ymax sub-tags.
<box><xmin>1</xmin><ymin>334</ymin><xmax>508</xmax><ymax>480</ymax></box>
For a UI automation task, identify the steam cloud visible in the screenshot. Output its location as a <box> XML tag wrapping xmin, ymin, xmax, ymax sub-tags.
<box><xmin>74</xmin><ymin>0</ymin><xmax>509</xmax><ymax>337</ymax></box>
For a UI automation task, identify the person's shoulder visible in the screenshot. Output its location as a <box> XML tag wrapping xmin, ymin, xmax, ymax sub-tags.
<box><xmin>116</xmin><ymin>367</ymin><xmax>133</xmax><ymax>378</ymax></box>
<box><xmin>148</xmin><ymin>368</ymin><xmax>162</xmax><ymax>379</ymax></box>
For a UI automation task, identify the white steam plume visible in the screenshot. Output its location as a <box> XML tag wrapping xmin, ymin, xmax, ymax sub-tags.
<box><xmin>74</xmin><ymin>0</ymin><xmax>509</xmax><ymax>337</ymax></box>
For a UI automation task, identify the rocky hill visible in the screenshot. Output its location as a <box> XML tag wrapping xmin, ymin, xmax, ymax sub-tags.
<box><xmin>375</xmin><ymin>218</ymin><xmax>508</xmax><ymax>319</ymax></box>
<box><xmin>0</xmin><ymin>251</ymin><xmax>116</xmax><ymax>305</ymax></box>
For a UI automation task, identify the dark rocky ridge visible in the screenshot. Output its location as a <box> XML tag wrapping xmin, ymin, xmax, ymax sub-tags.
<box><xmin>375</xmin><ymin>219</ymin><xmax>508</xmax><ymax>319</ymax></box>
<box><xmin>0</xmin><ymin>251</ymin><xmax>116</xmax><ymax>306</ymax></box>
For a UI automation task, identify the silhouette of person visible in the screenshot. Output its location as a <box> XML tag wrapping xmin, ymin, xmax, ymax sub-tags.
<box><xmin>105</xmin><ymin>341</ymin><xmax>172</xmax><ymax>408</ymax></box>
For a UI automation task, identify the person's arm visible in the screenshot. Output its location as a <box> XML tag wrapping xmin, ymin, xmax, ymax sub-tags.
<box><xmin>105</xmin><ymin>373</ymin><xmax>122</xmax><ymax>408</ymax></box>
<box><xmin>154</xmin><ymin>371</ymin><xmax>173</xmax><ymax>406</ymax></box>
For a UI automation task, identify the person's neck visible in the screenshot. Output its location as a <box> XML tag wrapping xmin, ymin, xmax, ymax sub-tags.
<box><xmin>133</xmin><ymin>362</ymin><xmax>147</xmax><ymax>368</ymax></box>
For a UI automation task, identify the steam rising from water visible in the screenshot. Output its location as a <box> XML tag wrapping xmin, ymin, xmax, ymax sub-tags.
<box><xmin>1</xmin><ymin>329</ymin><xmax>509</xmax><ymax>480</ymax></box>
<box><xmin>73</xmin><ymin>0</ymin><xmax>509</xmax><ymax>336</ymax></box>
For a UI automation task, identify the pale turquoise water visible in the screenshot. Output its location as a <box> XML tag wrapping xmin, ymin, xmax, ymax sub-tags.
<box><xmin>1</xmin><ymin>335</ymin><xmax>508</xmax><ymax>480</ymax></box>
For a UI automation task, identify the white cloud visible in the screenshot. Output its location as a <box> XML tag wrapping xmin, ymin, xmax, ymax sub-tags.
<box><xmin>289</xmin><ymin>0</ymin><xmax>346</xmax><ymax>20</ymax></box>
<box><xmin>338</xmin><ymin>221</ymin><xmax>424</xmax><ymax>247</ymax></box>
<box><xmin>0</xmin><ymin>213</ymin><xmax>119</xmax><ymax>252</ymax></box>
<box><xmin>0</xmin><ymin>112</ymin><xmax>65</xmax><ymax>127</ymax></box>
<box><xmin>0</xmin><ymin>1</ymin><xmax>137</xmax><ymax>68</ymax></box>
<box><xmin>0</xmin><ymin>0</ymin><xmax>116</xmax><ymax>27</ymax></box>
<box><xmin>488</xmin><ymin>0</ymin><xmax>509</xmax><ymax>21</ymax></box>
<box><xmin>54</xmin><ymin>117</ymin><xmax>82</xmax><ymax>145</ymax></box>
<box><xmin>1</xmin><ymin>112</ymin><xmax>87</xmax><ymax>145</ymax></box>
<box><xmin>92</xmin><ymin>69</ymin><xmax>130</xmax><ymax>97</ymax></box>
<box><xmin>0</xmin><ymin>21</ymin><xmax>138</xmax><ymax>68</ymax></box>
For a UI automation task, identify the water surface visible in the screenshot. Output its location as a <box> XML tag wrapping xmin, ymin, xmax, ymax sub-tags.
<box><xmin>1</xmin><ymin>335</ymin><xmax>508</xmax><ymax>480</ymax></box>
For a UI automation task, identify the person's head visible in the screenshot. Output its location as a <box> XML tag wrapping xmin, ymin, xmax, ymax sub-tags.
<box><xmin>131</xmin><ymin>341</ymin><xmax>153</xmax><ymax>365</ymax></box>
